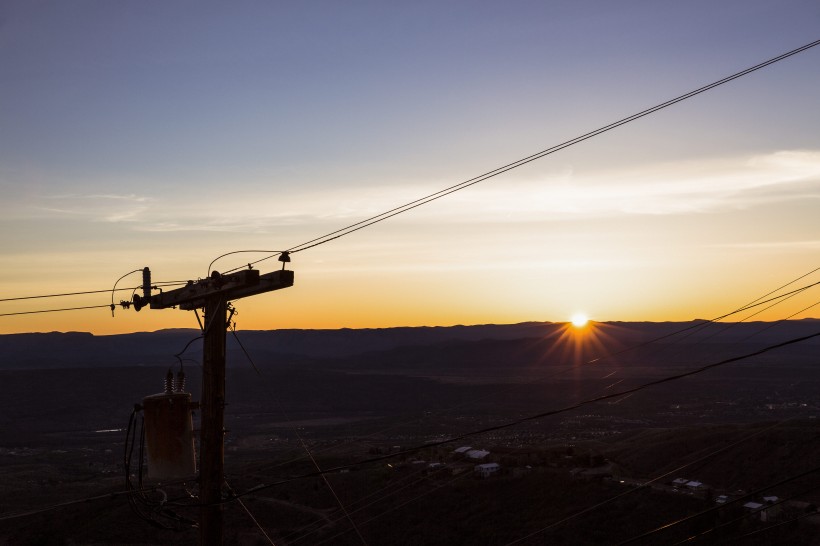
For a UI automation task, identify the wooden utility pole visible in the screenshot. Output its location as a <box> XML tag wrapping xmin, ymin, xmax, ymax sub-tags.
<box><xmin>143</xmin><ymin>261</ymin><xmax>294</xmax><ymax>546</ymax></box>
<box><xmin>200</xmin><ymin>294</ymin><xmax>227</xmax><ymax>545</ymax></box>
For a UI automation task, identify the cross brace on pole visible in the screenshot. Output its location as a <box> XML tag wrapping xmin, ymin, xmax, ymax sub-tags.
<box><xmin>143</xmin><ymin>265</ymin><xmax>294</xmax><ymax>546</ymax></box>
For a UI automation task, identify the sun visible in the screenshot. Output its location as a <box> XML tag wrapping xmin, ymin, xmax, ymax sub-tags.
<box><xmin>570</xmin><ymin>313</ymin><xmax>589</xmax><ymax>328</ymax></box>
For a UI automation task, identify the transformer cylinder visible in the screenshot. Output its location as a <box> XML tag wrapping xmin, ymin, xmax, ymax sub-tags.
<box><xmin>142</xmin><ymin>392</ymin><xmax>196</xmax><ymax>480</ymax></box>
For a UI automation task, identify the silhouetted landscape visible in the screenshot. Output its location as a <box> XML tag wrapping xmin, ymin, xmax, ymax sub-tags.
<box><xmin>1</xmin><ymin>320</ymin><xmax>819</xmax><ymax>544</ymax></box>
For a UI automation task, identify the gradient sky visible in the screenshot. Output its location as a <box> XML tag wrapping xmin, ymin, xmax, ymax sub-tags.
<box><xmin>1</xmin><ymin>1</ymin><xmax>819</xmax><ymax>334</ymax></box>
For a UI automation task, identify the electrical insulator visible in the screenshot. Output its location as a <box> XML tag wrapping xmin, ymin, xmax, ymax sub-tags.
<box><xmin>143</xmin><ymin>381</ymin><xmax>197</xmax><ymax>480</ymax></box>
<box><xmin>175</xmin><ymin>369</ymin><xmax>186</xmax><ymax>393</ymax></box>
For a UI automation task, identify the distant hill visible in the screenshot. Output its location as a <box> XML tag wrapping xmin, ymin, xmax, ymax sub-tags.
<box><xmin>0</xmin><ymin>319</ymin><xmax>818</xmax><ymax>370</ymax></box>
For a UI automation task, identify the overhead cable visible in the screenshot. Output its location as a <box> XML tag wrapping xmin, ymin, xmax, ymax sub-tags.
<box><xmin>0</xmin><ymin>304</ymin><xmax>114</xmax><ymax>317</ymax></box>
<box><xmin>616</xmin><ymin>464</ymin><xmax>820</xmax><ymax>545</ymax></box>
<box><xmin>219</xmin><ymin>38</ymin><xmax>820</xmax><ymax>272</ymax></box>
<box><xmin>503</xmin><ymin>419</ymin><xmax>797</xmax><ymax>545</ymax></box>
<box><xmin>225</xmin><ymin>327</ymin><xmax>820</xmax><ymax>501</ymax></box>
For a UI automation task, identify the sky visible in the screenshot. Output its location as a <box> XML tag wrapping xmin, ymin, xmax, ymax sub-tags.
<box><xmin>1</xmin><ymin>1</ymin><xmax>819</xmax><ymax>335</ymax></box>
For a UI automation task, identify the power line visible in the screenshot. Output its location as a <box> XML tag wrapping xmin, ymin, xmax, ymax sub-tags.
<box><xmin>312</xmin><ymin>470</ymin><xmax>473</xmax><ymax>546</ymax></box>
<box><xmin>0</xmin><ymin>281</ymin><xmax>186</xmax><ymax>319</ymax></box>
<box><xmin>616</xmin><ymin>464</ymin><xmax>820</xmax><ymax>545</ymax></box>
<box><xmin>284</xmin><ymin>310</ymin><xmax>812</xmax><ymax>544</ymax></box>
<box><xmin>0</xmin><ymin>477</ymin><xmax>190</xmax><ymax>523</ymax></box>
<box><xmin>214</xmin><ymin>38</ymin><xmax>820</xmax><ymax>272</ymax></box>
<box><xmin>226</xmin><ymin>326</ymin><xmax>820</xmax><ymax>501</ymax></box>
<box><xmin>721</xmin><ymin>508</ymin><xmax>819</xmax><ymax>544</ymax></box>
<box><xmin>229</xmin><ymin>321</ymin><xmax>369</xmax><ymax>546</ymax></box>
<box><xmin>225</xmin><ymin>481</ymin><xmax>277</xmax><ymax>546</ymax></box>
<box><xmin>584</xmin><ymin>278</ymin><xmax>820</xmax><ymax>366</ymax></box>
<box><xmin>9</xmin><ymin>41</ymin><xmax>820</xmax><ymax>311</ymax></box>
<box><xmin>3</xmin><ymin>294</ymin><xmax>816</xmax><ymax>528</ymax></box>
<box><xmin>0</xmin><ymin>284</ymin><xmax>158</xmax><ymax>302</ymax></box>
<box><xmin>503</xmin><ymin>419</ymin><xmax>797</xmax><ymax>545</ymax></box>
<box><xmin>294</xmin><ymin>420</ymin><xmax>796</xmax><ymax>545</ymax></box>
<box><xmin>674</xmin><ymin>483</ymin><xmax>820</xmax><ymax>544</ymax></box>
<box><xmin>214</xmin><ymin>267</ymin><xmax>820</xmax><ymax>486</ymax></box>
<box><xmin>208</xmin><ymin>249</ymin><xmax>283</xmax><ymax>277</ymax></box>
<box><xmin>0</xmin><ymin>304</ymin><xmax>113</xmax><ymax>317</ymax></box>
<box><xmin>0</xmin><ymin>281</ymin><xmax>186</xmax><ymax>305</ymax></box>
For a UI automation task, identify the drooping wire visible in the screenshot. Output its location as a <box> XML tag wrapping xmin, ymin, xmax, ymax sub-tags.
<box><xmin>0</xmin><ymin>281</ymin><xmax>187</xmax><ymax>318</ymax></box>
<box><xmin>583</xmin><ymin>278</ymin><xmax>820</xmax><ymax>366</ymax></box>
<box><xmin>110</xmin><ymin>269</ymin><xmax>144</xmax><ymax>316</ymax></box>
<box><xmin>214</xmin><ymin>326</ymin><xmax>820</xmax><ymax>502</ymax></box>
<box><xmin>123</xmin><ymin>404</ymin><xmax>196</xmax><ymax>531</ymax></box>
<box><xmin>0</xmin><ymin>304</ymin><xmax>113</xmax><ymax>317</ymax></box>
<box><xmin>219</xmin><ymin>38</ymin><xmax>820</xmax><ymax>269</ymax></box>
<box><xmin>225</xmin><ymin>481</ymin><xmax>277</xmax><ymax>546</ymax></box>
<box><xmin>3</xmin><ymin>297</ymin><xmax>818</xmax><ymax>527</ymax></box>
<box><xmin>217</xmin><ymin>266</ymin><xmax>820</xmax><ymax>490</ymax></box>
<box><xmin>283</xmin><ymin>460</ymin><xmax>454</xmax><ymax>543</ymax></box>
<box><xmin>503</xmin><ymin>418</ymin><xmax>800</xmax><ymax>545</ymax></box>
<box><xmin>207</xmin><ymin>249</ymin><xmax>284</xmax><ymax>277</ymax></box>
<box><xmin>616</xmin><ymin>464</ymin><xmax>820</xmax><ymax>545</ymax></box>
<box><xmin>673</xmin><ymin>482</ymin><xmax>820</xmax><ymax>544</ymax></box>
<box><xmin>228</xmin><ymin>318</ymin><xmax>370</xmax><ymax>546</ymax></box>
<box><xmin>596</xmin><ymin>272</ymin><xmax>820</xmax><ymax>382</ymax></box>
<box><xmin>719</xmin><ymin>505</ymin><xmax>820</xmax><ymax>544</ymax></box>
<box><xmin>0</xmin><ymin>281</ymin><xmax>187</xmax><ymax>303</ymax></box>
<box><xmin>311</xmin><ymin>470</ymin><xmax>474</xmax><ymax>546</ymax></box>
<box><xmin>175</xmin><ymin>336</ymin><xmax>203</xmax><ymax>367</ymax></box>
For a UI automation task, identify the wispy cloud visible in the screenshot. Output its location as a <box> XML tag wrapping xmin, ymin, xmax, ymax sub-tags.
<box><xmin>15</xmin><ymin>149</ymin><xmax>820</xmax><ymax>233</ymax></box>
<box><xmin>436</xmin><ymin>150</ymin><xmax>820</xmax><ymax>221</ymax></box>
<box><xmin>30</xmin><ymin>193</ymin><xmax>154</xmax><ymax>223</ymax></box>
<box><xmin>707</xmin><ymin>240</ymin><xmax>820</xmax><ymax>250</ymax></box>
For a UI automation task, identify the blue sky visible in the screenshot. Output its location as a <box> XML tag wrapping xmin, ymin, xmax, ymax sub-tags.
<box><xmin>1</xmin><ymin>1</ymin><xmax>819</xmax><ymax>333</ymax></box>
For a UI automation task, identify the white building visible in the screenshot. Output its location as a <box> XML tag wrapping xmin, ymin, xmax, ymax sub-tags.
<box><xmin>475</xmin><ymin>463</ymin><xmax>500</xmax><ymax>478</ymax></box>
<box><xmin>466</xmin><ymin>449</ymin><xmax>490</xmax><ymax>460</ymax></box>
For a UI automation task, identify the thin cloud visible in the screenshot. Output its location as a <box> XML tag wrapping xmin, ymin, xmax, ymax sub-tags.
<box><xmin>44</xmin><ymin>193</ymin><xmax>151</xmax><ymax>202</ymax></box>
<box><xmin>19</xmin><ymin>149</ymin><xmax>820</xmax><ymax>232</ymax></box>
<box><xmin>707</xmin><ymin>240</ymin><xmax>820</xmax><ymax>250</ymax></box>
<box><xmin>437</xmin><ymin>149</ymin><xmax>820</xmax><ymax>221</ymax></box>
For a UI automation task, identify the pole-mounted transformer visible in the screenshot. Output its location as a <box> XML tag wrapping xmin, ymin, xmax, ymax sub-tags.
<box><xmin>126</xmin><ymin>261</ymin><xmax>294</xmax><ymax>545</ymax></box>
<box><xmin>142</xmin><ymin>369</ymin><xmax>197</xmax><ymax>480</ymax></box>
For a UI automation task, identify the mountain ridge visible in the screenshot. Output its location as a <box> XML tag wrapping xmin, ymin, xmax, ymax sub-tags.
<box><xmin>1</xmin><ymin>319</ymin><xmax>818</xmax><ymax>370</ymax></box>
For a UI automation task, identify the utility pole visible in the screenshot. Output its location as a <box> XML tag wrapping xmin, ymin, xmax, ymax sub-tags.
<box><xmin>200</xmin><ymin>294</ymin><xmax>226</xmax><ymax>545</ymax></box>
<box><xmin>139</xmin><ymin>257</ymin><xmax>293</xmax><ymax>546</ymax></box>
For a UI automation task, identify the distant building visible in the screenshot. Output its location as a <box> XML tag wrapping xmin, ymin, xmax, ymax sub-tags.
<box><xmin>686</xmin><ymin>481</ymin><xmax>704</xmax><ymax>490</ymax></box>
<box><xmin>475</xmin><ymin>463</ymin><xmax>500</xmax><ymax>478</ymax></box>
<box><xmin>511</xmin><ymin>465</ymin><xmax>532</xmax><ymax>478</ymax></box>
<box><xmin>672</xmin><ymin>478</ymin><xmax>689</xmax><ymax>486</ymax></box>
<box><xmin>743</xmin><ymin>500</ymin><xmax>781</xmax><ymax>522</ymax></box>
<box><xmin>453</xmin><ymin>446</ymin><xmax>472</xmax><ymax>454</ymax></box>
<box><xmin>466</xmin><ymin>449</ymin><xmax>490</xmax><ymax>460</ymax></box>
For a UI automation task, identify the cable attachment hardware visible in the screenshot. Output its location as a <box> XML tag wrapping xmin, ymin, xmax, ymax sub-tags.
<box><xmin>175</xmin><ymin>369</ymin><xmax>186</xmax><ymax>393</ymax></box>
<box><xmin>226</xmin><ymin>303</ymin><xmax>236</xmax><ymax>329</ymax></box>
<box><xmin>165</xmin><ymin>369</ymin><xmax>174</xmax><ymax>394</ymax></box>
<box><xmin>279</xmin><ymin>251</ymin><xmax>291</xmax><ymax>270</ymax></box>
<box><xmin>133</xmin><ymin>294</ymin><xmax>149</xmax><ymax>312</ymax></box>
<box><xmin>133</xmin><ymin>266</ymin><xmax>152</xmax><ymax>312</ymax></box>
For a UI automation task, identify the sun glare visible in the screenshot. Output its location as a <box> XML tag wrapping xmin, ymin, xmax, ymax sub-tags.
<box><xmin>571</xmin><ymin>313</ymin><xmax>589</xmax><ymax>328</ymax></box>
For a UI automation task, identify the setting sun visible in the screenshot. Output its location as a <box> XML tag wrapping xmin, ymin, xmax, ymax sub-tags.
<box><xmin>571</xmin><ymin>313</ymin><xmax>589</xmax><ymax>328</ymax></box>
